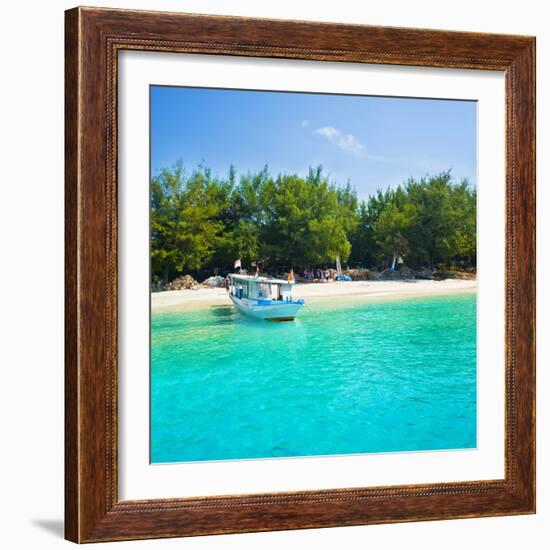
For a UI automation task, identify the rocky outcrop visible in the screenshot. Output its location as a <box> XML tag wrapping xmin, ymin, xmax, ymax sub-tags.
<box><xmin>201</xmin><ymin>275</ymin><xmax>226</xmax><ymax>287</ymax></box>
<box><xmin>377</xmin><ymin>266</ymin><xmax>475</xmax><ymax>281</ymax></box>
<box><xmin>433</xmin><ymin>269</ymin><xmax>476</xmax><ymax>281</ymax></box>
<box><xmin>379</xmin><ymin>265</ymin><xmax>415</xmax><ymax>280</ymax></box>
<box><xmin>163</xmin><ymin>274</ymin><xmax>200</xmax><ymax>290</ymax></box>
<box><xmin>346</xmin><ymin>268</ymin><xmax>378</xmax><ymax>281</ymax></box>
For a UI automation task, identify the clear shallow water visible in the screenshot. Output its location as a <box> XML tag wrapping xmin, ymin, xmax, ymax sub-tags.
<box><xmin>151</xmin><ymin>292</ymin><xmax>477</xmax><ymax>463</ymax></box>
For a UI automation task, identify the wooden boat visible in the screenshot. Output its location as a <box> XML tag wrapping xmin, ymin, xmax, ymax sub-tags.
<box><xmin>227</xmin><ymin>274</ymin><xmax>304</xmax><ymax>321</ymax></box>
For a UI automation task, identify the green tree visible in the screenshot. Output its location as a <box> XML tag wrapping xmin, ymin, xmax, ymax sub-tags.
<box><xmin>348</xmin><ymin>189</ymin><xmax>395</xmax><ymax>267</ymax></box>
<box><xmin>368</xmin><ymin>172</ymin><xmax>476</xmax><ymax>268</ymax></box>
<box><xmin>260</xmin><ymin>170</ymin><xmax>352</xmax><ymax>269</ymax></box>
<box><xmin>151</xmin><ymin>163</ymin><xmax>229</xmax><ymax>284</ymax></box>
<box><xmin>372</xmin><ymin>201</ymin><xmax>417</xmax><ymax>267</ymax></box>
<box><xmin>150</xmin><ymin>163</ymin><xmax>476</xmax><ymax>284</ymax></box>
<box><xmin>403</xmin><ymin>172</ymin><xmax>476</xmax><ymax>267</ymax></box>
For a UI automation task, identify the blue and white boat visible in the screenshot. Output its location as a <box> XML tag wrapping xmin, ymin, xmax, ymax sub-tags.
<box><xmin>228</xmin><ymin>274</ymin><xmax>304</xmax><ymax>321</ymax></box>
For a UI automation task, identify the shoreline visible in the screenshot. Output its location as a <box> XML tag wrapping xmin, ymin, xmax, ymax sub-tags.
<box><xmin>152</xmin><ymin>279</ymin><xmax>477</xmax><ymax>313</ymax></box>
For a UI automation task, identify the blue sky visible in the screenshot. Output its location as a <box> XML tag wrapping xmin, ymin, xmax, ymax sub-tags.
<box><xmin>151</xmin><ymin>86</ymin><xmax>476</xmax><ymax>201</ymax></box>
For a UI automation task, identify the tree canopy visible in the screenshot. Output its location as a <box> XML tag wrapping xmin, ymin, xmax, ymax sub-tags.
<box><xmin>151</xmin><ymin>164</ymin><xmax>476</xmax><ymax>284</ymax></box>
<box><xmin>348</xmin><ymin>171</ymin><xmax>476</xmax><ymax>269</ymax></box>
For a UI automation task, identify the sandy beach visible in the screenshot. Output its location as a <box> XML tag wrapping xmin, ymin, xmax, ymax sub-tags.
<box><xmin>152</xmin><ymin>279</ymin><xmax>476</xmax><ymax>312</ymax></box>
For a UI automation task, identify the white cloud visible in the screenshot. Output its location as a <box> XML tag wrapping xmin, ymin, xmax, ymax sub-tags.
<box><xmin>313</xmin><ymin>125</ymin><xmax>365</xmax><ymax>158</ymax></box>
<box><xmin>301</xmin><ymin>119</ymin><xmax>310</xmax><ymax>128</ymax></box>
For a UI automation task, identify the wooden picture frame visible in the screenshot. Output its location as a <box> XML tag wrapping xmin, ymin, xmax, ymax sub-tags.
<box><xmin>65</xmin><ymin>6</ymin><xmax>536</xmax><ymax>543</ymax></box>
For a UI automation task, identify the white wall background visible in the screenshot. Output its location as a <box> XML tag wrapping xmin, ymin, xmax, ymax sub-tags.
<box><xmin>0</xmin><ymin>1</ymin><xmax>546</xmax><ymax>548</ymax></box>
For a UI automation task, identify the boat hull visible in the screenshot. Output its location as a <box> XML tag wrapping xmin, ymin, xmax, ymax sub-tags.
<box><xmin>229</xmin><ymin>294</ymin><xmax>304</xmax><ymax>321</ymax></box>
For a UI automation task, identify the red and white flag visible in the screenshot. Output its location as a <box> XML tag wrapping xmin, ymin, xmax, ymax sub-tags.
<box><xmin>234</xmin><ymin>259</ymin><xmax>242</xmax><ymax>270</ymax></box>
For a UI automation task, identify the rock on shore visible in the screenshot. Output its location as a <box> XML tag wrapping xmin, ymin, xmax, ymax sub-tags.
<box><xmin>202</xmin><ymin>275</ymin><xmax>226</xmax><ymax>287</ymax></box>
<box><xmin>163</xmin><ymin>274</ymin><xmax>200</xmax><ymax>290</ymax></box>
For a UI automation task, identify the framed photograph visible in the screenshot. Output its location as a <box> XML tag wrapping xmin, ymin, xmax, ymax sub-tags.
<box><xmin>65</xmin><ymin>7</ymin><xmax>535</xmax><ymax>543</ymax></box>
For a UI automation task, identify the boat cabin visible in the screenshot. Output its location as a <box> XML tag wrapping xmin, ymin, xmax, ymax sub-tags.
<box><xmin>229</xmin><ymin>274</ymin><xmax>294</xmax><ymax>303</ymax></box>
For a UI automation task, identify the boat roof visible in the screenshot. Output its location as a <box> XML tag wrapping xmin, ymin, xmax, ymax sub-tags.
<box><xmin>229</xmin><ymin>274</ymin><xmax>294</xmax><ymax>285</ymax></box>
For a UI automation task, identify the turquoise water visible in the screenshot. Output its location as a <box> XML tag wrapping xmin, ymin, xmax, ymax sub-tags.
<box><xmin>151</xmin><ymin>292</ymin><xmax>477</xmax><ymax>463</ymax></box>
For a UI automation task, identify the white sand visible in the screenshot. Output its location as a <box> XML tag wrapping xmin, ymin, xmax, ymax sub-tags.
<box><xmin>152</xmin><ymin>279</ymin><xmax>476</xmax><ymax>312</ymax></box>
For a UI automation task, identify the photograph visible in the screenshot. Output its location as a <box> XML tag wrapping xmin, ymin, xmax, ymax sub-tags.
<box><xmin>149</xmin><ymin>86</ymin><xmax>478</xmax><ymax>464</ymax></box>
